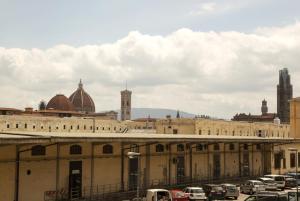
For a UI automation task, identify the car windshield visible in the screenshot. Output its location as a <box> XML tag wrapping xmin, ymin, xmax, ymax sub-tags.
<box><xmin>274</xmin><ymin>177</ymin><xmax>285</xmax><ymax>181</ymax></box>
<box><xmin>226</xmin><ymin>185</ymin><xmax>237</xmax><ymax>190</ymax></box>
<box><xmin>212</xmin><ymin>186</ymin><xmax>223</xmax><ymax>191</ymax></box>
<box><xmin>191</xmin><ymin>189</ymin><xmax>204</xmax><ymax>193</ymax></box>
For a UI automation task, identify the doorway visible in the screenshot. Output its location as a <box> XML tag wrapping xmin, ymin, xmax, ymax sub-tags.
<box><xmin>129</xmin><ymin>157</ymin><xmax>138</xmax><ymax>190</ymax></box>
<box><xmin>176</xmin><ymin>156</ymin><xmax>185</xmax><ymax>184</ymax></box>
<box><xmin>213</xmin><ymin>154</ymin><xmax>221</xmax><ymax>179</ymax></box>
<box><xmin>243</xmin><ymin>153</ymin><xmax>250</xmax><ymax>176</ymax></box>
<box><xmin>69</xmin><ymin>161</ymin><xmax>82</xmax><ymax>199</ymax></box>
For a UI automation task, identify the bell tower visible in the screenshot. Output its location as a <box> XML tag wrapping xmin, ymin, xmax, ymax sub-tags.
<box><xmin>121</xmin><ymin>87</ymin><xmax>132</xmax><ymax>121</ymax></box>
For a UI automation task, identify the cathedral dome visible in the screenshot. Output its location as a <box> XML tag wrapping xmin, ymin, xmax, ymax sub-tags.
<box><xmin>46</xmin><ymin>94</ymin><xmax>75</xmax><ymax>111</ymax></box>
<box><xmin>69</xmin><ymin>80</ymin><xmax>95</xmax><ymax>113</ymax></box>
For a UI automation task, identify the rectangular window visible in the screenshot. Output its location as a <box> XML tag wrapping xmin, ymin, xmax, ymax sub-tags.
<box><xmin>298</xmin><ymin>153</ymin><xmax>300</xmax><ymax>167</ymax></box>
<box><xmin>274</xmin><ymin>153</ymin><xmax>281</xmax><ymax>169</ymax></box>
<box><xmin>173</xmin><ymin>129</ymin><xmax>178</xmax><ymax>134</ymax></box>
<box><xmin>290</xmin><ymin>153</ymin><xmax>296</xmax><ymax>168</ymax></box>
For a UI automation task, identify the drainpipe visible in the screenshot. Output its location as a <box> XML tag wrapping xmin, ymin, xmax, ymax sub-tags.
<box><xmin>15</xmin><ymin>145</ymin><xmax>20</xmax><ymax>201</ymax></box>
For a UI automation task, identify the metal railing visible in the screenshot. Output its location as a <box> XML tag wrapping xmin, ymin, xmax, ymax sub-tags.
<box><xmin>46</xmin><ymin>173</ymin><xmax>263</xmax><ymax>201</ymax></box>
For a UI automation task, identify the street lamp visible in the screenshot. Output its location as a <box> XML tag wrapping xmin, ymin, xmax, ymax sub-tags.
<box><xmin>289</xmin><ymin>148</ymin><xmax>299</xmax><ymax>201</ymax></box>
<box><xmin>127</xmin><ymin>152</ymin><xmax>141</xmax><ymax>200</ymax></box>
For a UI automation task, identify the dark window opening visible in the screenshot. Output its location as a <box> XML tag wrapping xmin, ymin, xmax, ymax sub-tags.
<box><xmin>214</xmin><ymin>144</ymin><xmax>220</xmax><ymax>151</ymax></box>
<box><xmin>177</xmin><ymin>144</ymin><xmax>184</xmax><ymax>152</ymax></box>
<box><xmin>70</xmin><ymin>145</ymin><xmax>82</xmax><ymax>155</ymax></box>
<box><xmin>274</xmin><ymin>153</ymin><xmax>281</xmax><ymax>169</ymax></box>
<box><xmin>290</xmin><ymin>153</ymin><xmax>296</xmax><ymax>168</ymax></box>
<box><xmin>103</xmin><ymin>144</ymin><xmax>113</xmax><ymax>154</ymax></box>
<box><xmin>243</xmin><ymin>144</ymin><xmax>248</xmax><ymax>150</ymax></box>
<box><xmin>196</xmin><ymin>144</ymin><xmax>203</xmax><ymax>151</ymax></box>
<box><xmin>130</xmin><ymin>144</ymin><xmax>139</xmax><ymax>152</ymax></box>
<box><xmin>31</xmin><ymin>145</ymin><xmax>46</xmax><ymax>156</ymax></box>
<box><xmin>156</xmin><ymin>144</ymin><xmax>164</xmax><ymax>152</ymax></box>
<box><xmin>229</xmin><ymin>144</ymin><xmax>235</xmax><ymax>150</ymax></box>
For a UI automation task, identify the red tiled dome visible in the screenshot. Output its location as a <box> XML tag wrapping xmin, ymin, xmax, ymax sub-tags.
<box><xmin>69</xmin><ymin>80</ymin><xmax>95</xmax><ymax>113</ymax></box>
<box><xmin>46</xmin><ymin>94</ymin><xmax>75</xmax><ymax>111</ymax></box>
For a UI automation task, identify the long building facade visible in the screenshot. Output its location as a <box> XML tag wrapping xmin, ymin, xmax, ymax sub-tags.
<box><xmin>1</xmin><ymin>98</ymin><xmax>300</xmax><ymax>201</ymax></box>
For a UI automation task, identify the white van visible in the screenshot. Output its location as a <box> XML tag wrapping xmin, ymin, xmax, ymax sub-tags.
<box><xmin>146</xmin><ymin>189</ymin><xmax>172</xmax><ymax>201</ymax></box>
<box><xmin>264</xmin><ymin>174</ymin><xmax>285</xmax><ymax>190</ymax></box>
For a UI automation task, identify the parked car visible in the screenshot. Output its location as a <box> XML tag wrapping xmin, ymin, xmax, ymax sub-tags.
<box><xmin>183</xmin><ymin>187</ymin><xmax>207</xmax><ymax>201</ymax></box>
<box><xmin>170</xmin><ymin>190</ymin><xmax>189</xmax><ymax>201</ymax></box>
<box><xmin>287</xmin><ymin>190</ymin><xmax>300</xmax><ymax>201</ymax></box>
<box><xmin>145</xmin><ymin>189</ymin><xmax>172</xmax><ymax>201</ymax></box>
<box><xmin>203</xmin><ymin>184</ymin><xmax>226</xmax><ymax>200</ymax></box>
<box><xmin>287</xmin><ymin>173</ymin><xmax>300</xmax><ymax>186</ymax></box>
<box><xmin>257</xmin><ymin>177</ymin><xmax>278</xmax><ymax>191</ymax></box>
<box><xmin>221</xmin><ymin>184</ymin><xmax>239</xmax><ymax>199</ymax></box>
<box><xmin>243</xmin><ymin>191</ymin><xmax>288</xmax><ymax>201</ymax></box>
<box><xmin>283</xmin><ymin>175</ymin><xmax>297</xmax><ymax>188</ymax></box>
<box><xmin>240</xmin><ymin>180</ymin><xmax>266</xmax><ymax>194</ymax></box>
<box><xmin>264</xmin><ymin>175</ymin><xmax>286</xmax><ymax>190</ymax></box>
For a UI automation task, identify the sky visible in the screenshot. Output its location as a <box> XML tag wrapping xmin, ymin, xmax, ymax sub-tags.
<box><xmin>1</xmin><ymin>0</ymin><xmax>300</xmax><ymax>119</ymax></box>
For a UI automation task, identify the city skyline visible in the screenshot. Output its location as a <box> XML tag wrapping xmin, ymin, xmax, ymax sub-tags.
<box><xmin>1</xmin><ymin>1</ymin><xmax>300</xmax><ymax>118</ymax></box>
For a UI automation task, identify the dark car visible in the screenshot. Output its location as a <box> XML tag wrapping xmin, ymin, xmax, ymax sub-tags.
<box><xmin>203</xmin><ymin>184</ymin><xmax>226</xmax><ymax>200</ymax></box>
<box><xmin>283</xmin><ymin>175</ymin><xmax>297</xmax><ymax>188</ymax></box>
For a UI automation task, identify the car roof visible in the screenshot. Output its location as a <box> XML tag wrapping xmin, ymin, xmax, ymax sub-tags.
<box><xmin>221</xmin><ymin>184</ymin><xmax>236</xmax><ymax>186</ymax></box>
<box><xmin>264</xmin><ymin>174</ymin><xmax>284</xmax><ymax>177</ymax></box>
<box><xmin>147</xmin><ymin>189</ymin><xmax>169</xmax><ymax>192</ymax></box>
<box><xmin>257</xmin><ymin>191</ymin><xmax>287</xmax><ymax>196</ymax></box>
<box><xmin>204</xmin><ymin>184</ymin><xmax>220</xmax><ymax>186</ymax></box>
<box><xmin>185</xmin><ymin>187</ymin><xmax>203</xmax><ymax>189</ymax></box>
<box><xmin>259</xmin><ymin>177</ymin><xmax>274</xmax><ymax>180</ymax></box>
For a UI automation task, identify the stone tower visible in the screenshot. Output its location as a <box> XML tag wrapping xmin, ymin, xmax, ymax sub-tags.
<box><xmin>261</xmin><ymin>99</ymin><xmax>268</xmax><ymax>115</ymax></box>
<box><xmin>121</xmin><ymin>89</ymin><xmax>132</xmax><ymax>121</ymax></box>
<box><xmin>277</xmin><ymin>68</ymin><xmax>293</xmax><ymax>123</ymax></box>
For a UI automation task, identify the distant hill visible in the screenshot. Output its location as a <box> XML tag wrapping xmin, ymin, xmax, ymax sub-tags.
<box><xmin>116</xmin><ymin>108</ymin><xmax>196</xmax><ymax>120</ymax></box>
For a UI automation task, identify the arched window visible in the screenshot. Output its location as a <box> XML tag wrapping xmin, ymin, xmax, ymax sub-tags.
<box><xmin>156</xmin><ymin>144</ymin><xmax>164</xmax><ymax>152</ymax></box>
<box><xmin>103</xmin><ymin>144</ymin><xmax>113</xmax><ymax>154</ymax></box>
<box><xmin>229</xmin><ymin>143</ymin><xmax>235</xmax><ymax>151</ymax></box>
<box><xmin>70</xmin><ymin>145</ymin><xmax>82</xmax><ymax>155</ymax></box>
<box><xmin>130</xmin><ymin>144</ymin><xmax>139</xmax><ymax>152</ymax></box>
<box><xmin>244</xmin><ymin>144</ymin><xmax>248</xmax><ymax>150</ymax></box>
<box><xmin>214</xmin><ymin>144</ymin><xmax>220</xmax><ymax>151</ymax></box>
<box><xmin>31</xmin><ymin>145</ymin><xmax>46</xmax><ymax>156</ymax></box>
<box><xmin>177</xmin><ymin>144</ymin><xmax>184</xmax><ymax>152</ymax></box>
<box><xmin>196</xmin><ymin>144</ymin><xmax>203</xmax><ymax>151</ymax></box>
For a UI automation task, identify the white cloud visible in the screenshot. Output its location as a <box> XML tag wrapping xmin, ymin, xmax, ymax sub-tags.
<box><xmin>1</xmin><ymin>23</ymin><xmax>300</xmax><ymax>118</ymax></box>
<box><xmin>189</xmin><ymin>0</ymin><xmax>260</xmax><ymax>17</ymax></box>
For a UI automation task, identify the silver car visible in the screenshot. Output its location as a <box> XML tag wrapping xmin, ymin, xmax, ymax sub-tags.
<box><xmin>258</xmin><ymin>177</ymin><xmax>278</xmax><ymax>191</ymax></box>
<box><xmin>183</xmin><ymin>187</ymin><xmax>207</xmax><ymax>201</ymax></box>
<box><xmin>240</xmin><ymin>180</ymin><xmax>266</xmax><ymax>194</ymax></box>
<box><xmin>221</xmin><ymin>184</ymin><xmax>239</xmax><ymax>199</ymax></box>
